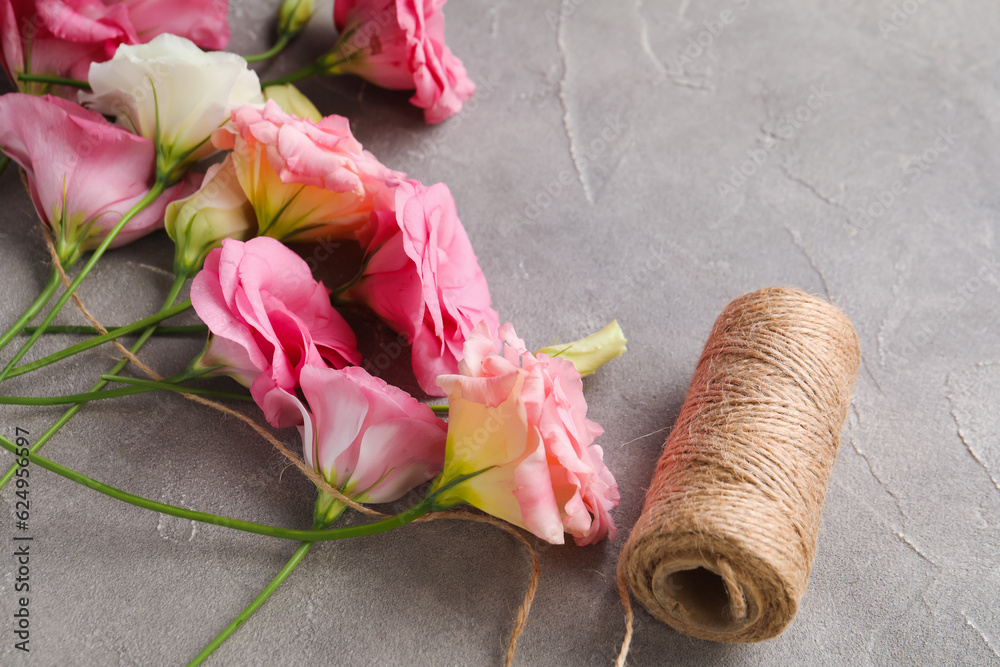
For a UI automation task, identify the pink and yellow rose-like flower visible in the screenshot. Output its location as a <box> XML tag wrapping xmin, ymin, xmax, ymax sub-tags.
<box><xmin>430</xmin><ymin>322</ymin><xmax>620</xmax><ymax>546</ymax></box>
<box><xmin>329</xmin><ymin>0</ymin><xmax>475</xmax><ymax>124</ymax></box>
<box><xmin>346</xmin><ymin>178</ymin><xmax>498</xmax><ymax>397</ymax></box>
<box><xmin>190</xmin><ymin>237</ymin><xmax>360</xmax><ymax>426</ymax></box>
<box><xmin>212</xmin><ymin>100</ymin><xmax>402</xmax><ymax>243</ymax></box>
<box><xmin>260</xmin><ymin>364</ymin><xmax>447</xmax><ymax>525</ymax></box>
<box><xmin>0</xmin><ymin>93</ymin><xmax>195</xmax><ymax>266</ymax></box>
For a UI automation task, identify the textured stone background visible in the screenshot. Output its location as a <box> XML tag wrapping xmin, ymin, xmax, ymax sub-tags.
<box><xmin>2</xmin><ymin>0</ymin><xmax>999</xmax><ymax>664</ymax></box>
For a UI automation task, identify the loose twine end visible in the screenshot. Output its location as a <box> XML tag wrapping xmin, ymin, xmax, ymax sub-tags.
<box><xmin>615</xmin><ymin>557</ymin><xmax>635</xmax><ymax>667</ymax></box>
<box><xmin>420</xmin><ymin>510</ymin><xmax>540</xmax><ymax>666</ymax></box>
<box><xmin>716</xmin><ymin>558</ymin><xmax>747</xmax><ymax>621</ymax></box>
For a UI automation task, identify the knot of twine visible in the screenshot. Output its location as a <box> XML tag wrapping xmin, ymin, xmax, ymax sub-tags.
<box><xmin>617</xmin><ymin>287</ymin><xmax>860</xmax><ymax>654</ymax></box>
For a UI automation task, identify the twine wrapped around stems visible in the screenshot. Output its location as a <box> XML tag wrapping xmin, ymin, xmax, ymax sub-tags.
<box><xmin>619</xmin><ymin>287</ymin><xmax>860</xmax><ymax>645</ymax></box>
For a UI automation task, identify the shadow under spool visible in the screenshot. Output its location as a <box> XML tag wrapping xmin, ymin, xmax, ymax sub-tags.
<box><xmin>619</xmin><ymin>287</ymin><xmax>860</xmax><ymax>643</ymax></box>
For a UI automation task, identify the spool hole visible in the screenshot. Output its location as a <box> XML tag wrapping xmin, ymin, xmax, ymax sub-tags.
<box><xmin>666</xmin><ymin>567</ymin><xmax>737</xmax><ymax>629</ymax></box>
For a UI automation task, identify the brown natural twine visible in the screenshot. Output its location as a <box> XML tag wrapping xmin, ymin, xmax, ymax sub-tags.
<box><xmin>42</xmin><ymin>233</ymin><xmax>540</xmax><ymax>662</ymax></box>
<box><xmin>617</xmin><ymin>287</ymin><xmax>860</xmax><ymax>653</ymax></box>
<box><xmin>420</xmin><ymin>510</ymin><xmax>541</xmax><ymax>666</ymax></box>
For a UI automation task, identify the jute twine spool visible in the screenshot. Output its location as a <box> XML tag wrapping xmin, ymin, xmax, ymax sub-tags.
<box><xmin>619</xmin><ymin>287</ymin><xmax>860</xmax><ymax>643</ymax></box>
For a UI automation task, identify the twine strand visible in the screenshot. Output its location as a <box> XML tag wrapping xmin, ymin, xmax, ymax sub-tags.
<box><xmin>420</xmin><ymin>509</ymin><xmax>540</xmax><ymax>665</ymax></box>
<box><xmin>614</xmin><ymin>558</ymin><xmax>634</xmax><ymax>667</ymax></box>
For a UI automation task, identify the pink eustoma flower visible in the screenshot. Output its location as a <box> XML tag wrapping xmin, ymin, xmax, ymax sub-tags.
<box><xmin>0</xmin><ymin>0</ymin><xmax>229</xmax><ymax>94</ymax></box>
<box><xmin>0</xmin><ymin>93</ymin><xmax>194</xmax><ymax>265</ymax></box>
<box><xmin>261</xmin><ymin>364</ymin><xmax>447</xmax><ymax>523</ymax></box>
<box><xmin>346</xmin><ymin>178</ymin><xmax>498</xmax><ymax>397</ymax></box>
<box><xmin>119</xmin><ymin>0</ymin><xmax>229</xmax><ymax>51</ymax></box>
<box><xmin>213</xmin><ymin>100</ymin><xmax>401</xmax><ymax>243</ymax></box>
<box><xmin>431</xmin><ymin>322</ymin><xmax>620</xmax><ymax>546</ymax></box>
<box><xmin>330</xmin><ymin>0</ymin><xmax>475</xmax><ymax>123</ymax></box>
<box><xmin>190</xmin><ymin>237</ymin><xmax>361</xmax><ymax>425</ymax></box>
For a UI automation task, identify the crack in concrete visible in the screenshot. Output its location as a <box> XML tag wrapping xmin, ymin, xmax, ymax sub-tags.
<box><xmin>780</xmin><ymin>164</ymin><xmax>851</xmax><ymax>215</ymax></box>
<box><xmin>948</xmin><ymin>406</ymin><xmax>1000</xmax><ymax>493</ymax></box>
<box><xmin>918</xmin><ymin>574</ymin><xmax>941</xmax><ymax>617</ymax></box>
<box><xmin>850</xmin><ymin>405</ymin><xmax>906</xmax><ymax>520</ymax></box>
<box><xmin>963</xmin><ymin>611</ymin><xmax>1000</xmax><ymax>659</ymax></box>
<box><xmin>784</xmin><ymin>224</ymin><xmax>832</xmax><ymax>297</ymax></box>
<box><xmin>668</xmin><ymin>75</ymin><xmax>716</xmax><ymax>91</ymax></box>
<box><xmin>555</xmin><ymin>0</ymin><xmax>594</xmax><ymax>204</ymax></box>
<box><xmin>893</xmin><ymin>530</ymin><xmax>937</xmax><ymax>567</ymax></box>
<box><xmin>678</xmin><ymin>0</ymin><xmax>691</xmax><ymax>23</ymax></box>
<box><xmin>488</xmin><ymin>7</ymin><xmax>499</xmax><ymax>38</ymax></box>
<box><xmin>860</xmin><ymin>356</ymin><xmax>886</xmax><ymax>396</ymax></box>
<box><xmin>635</xmin><ymin>0</ymin><xmax>667</xmax><ymax>78</ymax></box>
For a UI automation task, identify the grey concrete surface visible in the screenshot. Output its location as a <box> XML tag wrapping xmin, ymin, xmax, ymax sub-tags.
<box><xmin>2</xmin><ymin>0</ymin><xmax>999</xmax><ymax>665</ymax></box>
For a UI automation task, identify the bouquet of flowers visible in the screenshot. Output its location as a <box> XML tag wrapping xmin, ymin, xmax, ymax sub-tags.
<box><xmin>0</xmin><ymin>0</ymin><xmax>627</xmax><ymax>661</ymax></box>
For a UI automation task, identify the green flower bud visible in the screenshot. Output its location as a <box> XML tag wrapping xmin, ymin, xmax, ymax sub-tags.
<box><xmin>537</xmin><ymin>320</ymin><xmax>628</xmax><ymax>377</ymax></box>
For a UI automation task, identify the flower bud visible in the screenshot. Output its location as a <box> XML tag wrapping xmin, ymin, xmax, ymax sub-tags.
<box><xmin>278</xmin><ymin>0</ymin><xmax>314</xmax><ymax>38</ymax></box>
<box><xmin>165</xmin><ymin>155</ymin><xmax>256</xmax><ymax>274</ymax></box>
<box><xmin>263</xmin><ymin>84</ymin><xmax>322</xmax><ymax>122</ymax></box>
<box><xmin>536</xmin><ymin>320</ymin><xmax>627</xmax><ymax>377</ymax></box>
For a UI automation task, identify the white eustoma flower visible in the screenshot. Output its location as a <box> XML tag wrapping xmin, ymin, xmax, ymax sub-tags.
<box><xmin>81</xmin><ymin>34</ymin><xmax>264</xmax><ymax>181</ymax></box>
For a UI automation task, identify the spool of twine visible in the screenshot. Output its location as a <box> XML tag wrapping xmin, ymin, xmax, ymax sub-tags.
<box><xmin>619</xmin><ymin>287</ymin><xmax>860</xmax><ymax>643</ymax></box>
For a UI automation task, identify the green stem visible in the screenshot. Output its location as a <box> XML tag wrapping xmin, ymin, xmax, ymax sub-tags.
<box><xmin>0</xmin><ymin>270</ymin><xmax>183</xmax><ymax>492</ymax></box>
<box><xmin>16</xmin><ymin>72</ymin><xmax>91</xmax><ymax>90</ymax></box>
<box><xmin>190</xmin><ymin>539</ymin><xmax>315</xmax><ymax>665</ymax></box>
<box><xmin>100</xmin><ymin>374</ymin><xmax>252</xmax><ymax>402</ymax></box>
<box><xmin>26</xmin><ymin>323</ymin><xmax>206</xmax><ymax>336</ymax></box>
<box><xmin>0</xmin><ymin>267</ymin><xmax>61</xmax><ymax>354</ymax></box>
<box><xmin>429</xmin><ymin>404</ymin><xmax>449</xmax><ymax>414</ymax></box>
<box><xmin>0</xmin><ymin>179</ymin><xmax>168</xmax><ymax>384</ymax></box>
<box><xmin>0</xmin><ymin>153</ymin><xmax>10</xmax><ymax>178</ymax></box>
<box><xmin>5</xmin><ymin>300</ymin><xmax>191</xmax><ymax>380</ymax></box>
<box><xmin>330</xmin><ymin>249</ymin><xmax>379</xmax><ymax>300</ymax></box>
<box><xmin>244</xmin><ymin>34</ymin><xmax>291</xmax><ymax>63</ymax></box>
<box><xmin>0</xmin><ymin>378</ymin><xmax>251</xmax><ymax>405</ymax></box>
<box><xmin>0</xmin><ymin>385</ymin><xmax>157</xmax><ymax>405</ymax></box>
<box><xmin>0</xmin><ymin>432</ymin><xmax>434</xmax><ymax>541</ymax></box>
<box><xmin>260</xmin><ymin>61</ymin><xmax>323</xmax><ymax>88</ymax></box>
